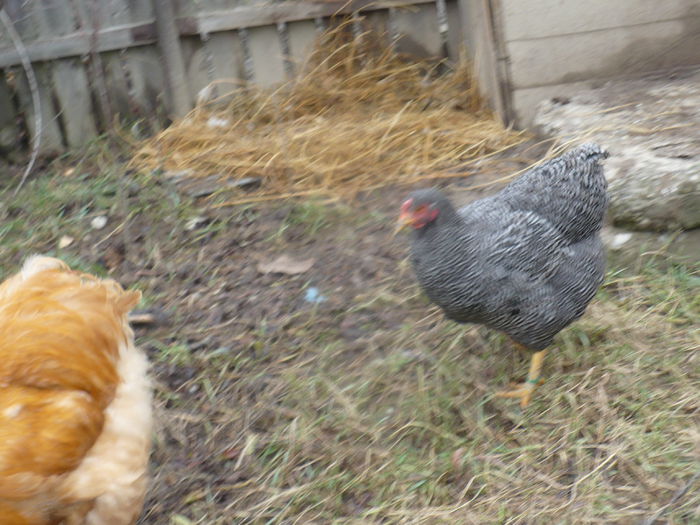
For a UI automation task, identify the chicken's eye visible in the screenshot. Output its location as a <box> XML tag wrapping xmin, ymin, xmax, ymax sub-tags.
<box><xmin>411</xmin><ymin>204</ymin><xmax>439</xmax><ymax>226</ymax></box>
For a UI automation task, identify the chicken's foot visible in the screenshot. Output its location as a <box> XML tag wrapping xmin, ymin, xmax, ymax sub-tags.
<box><xmin>495</xmin><ymin>349</ymin><xmax>547</xmax><ymax>408</ymax></box>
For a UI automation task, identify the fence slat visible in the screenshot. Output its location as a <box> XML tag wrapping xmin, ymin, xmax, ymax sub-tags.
<box><xmin>128</xmin><ymin>0</ymin><xmax>155</xmax><ymax>20</ymax></box>
<box><xmin>0</xmin><ymin>22</ymin><xmax>156</xmax><ymax>68</ymax></box>
<box><xmin>45</xmin><ymin>0</ymin><xmax>99</xmax><ymax>146</ymax></box>
<box><xmin>119</xmin><ymin>0</ymin><xmax>163</xmax><ymax>123</ymax></box>
<box><xmin>101</xmin><ymin>52</ymin><xmax>132</xmax><ymax>118</ymax></box>
<box><xmin>195</xmin><ymin>0</ymin><xmax>437</xmax><ymax>34</ymax></box>
<box><xmin>363</xmin><ymin>10</ymin><xmax>392</xmax><ymax>42</ymax></box>
<box><xmin>247</xmin><ymin>25</ymin><xmax>286</xmax><ymax>86</ymax></box>
<box><xmin>154</xmin><ymin>0</ymin><xmax>192</xmax><ymax>118</ymax></box>
<box><xmin>205</xmin><ymin>31</ymin><xmax>246</xmax><ymax>96</ymax></box>
<box><xmin>181</xmin><ymin>36</ymin><xmax>212</xmax><ymax>105</ymax></box>
<box><xmin>119</xmin><ymin>45</ymin><xmax>167</xmax><ymax>124</ymax></box>
<box><xmin>16</xmin><ymin>65</ymin><xmax>63</xmax><ymax>153</ymax></box>
<box><xmin>72</xmin><ymin>0</ymin><xmax>117</xmax><ymax>127</ymax></box>
<box><xmin>0</xmin><ymin>73</ymin><xmax>19</xmax><ymax>153</ymax></box>
<box><xmin>457</xmin><ymin>0</ymin><xmax>507</xmax><ymax>120</ymax></box>
<box><xmin>445</xmin><ymin>0</ymin><xmax>464</xmax><ymax>61</ymax></box>
<box><xmin>7</xmin><ymin>0</ymin><xmax>39</xmax><ymax>41</ymax></box>
<box><xmin>51</xmin><ymin>60</ymin><xmax>99</xmax><ymax>147</ymax></box>
<box><xmin>99</xmin><ymin>0</ymin><xmax>131</xmax><ymax>28</ymax></box>
<box><xmin>287</xmin><ymin>19</ymin><xmax>317</xmax><ymax>74</ymax></box>
<box><xmin>10</xmin><ymin>2</ymin><xmax>64</xmax><ymax>153</ymax></box>
<box><xmin>391</xmin><ymin>4</ymin><xmax>442</xmax><ymax>57</ymax></box>
<box><xmin>0</xmin><ymin>2</ymin><xmax>21</xmax><ymax>154</ymax></box>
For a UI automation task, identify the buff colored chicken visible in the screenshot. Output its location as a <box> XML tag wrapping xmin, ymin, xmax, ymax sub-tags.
<box><xmin>0</xmin><ymin>256</ymin><xmax>152</xmax><ymax>524</ymax></box>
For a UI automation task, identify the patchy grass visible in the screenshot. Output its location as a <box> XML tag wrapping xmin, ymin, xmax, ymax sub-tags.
<box><xmin>0</xmin><ymin>151</ymin><xmax>698</xmax><ymax>525</ymax></box>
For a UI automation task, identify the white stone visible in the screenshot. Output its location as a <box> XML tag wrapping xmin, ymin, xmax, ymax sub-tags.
<box><xmin>534</xmin><ymin>69</ymin><xmax>700</xmax><ymax>232</ymax></box>
<box><xmin>90</xmin><ymin>216</ymin><xmax>108</xmax><ymax>230</ymax></box>
<box><xmin>610</xmin><ymin>232</ymin><xmax>632</xmax><ymax>248</ymax></box>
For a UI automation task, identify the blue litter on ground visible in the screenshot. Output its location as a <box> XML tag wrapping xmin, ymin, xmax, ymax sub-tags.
<box><xmin>305</xmin><ymin>287</ymin><xmax>326</xmax><ymax>303</ymax></box>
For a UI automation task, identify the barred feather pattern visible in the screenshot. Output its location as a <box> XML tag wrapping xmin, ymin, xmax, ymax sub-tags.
<box><xmin>407</xmin><ymin>143</ymin><xmax>608</xmax><ymax>350</ymax></box>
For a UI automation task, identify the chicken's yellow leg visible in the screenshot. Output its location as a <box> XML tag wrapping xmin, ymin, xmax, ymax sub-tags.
<box><xmin>495</xmin><ymin>349</ymin><xmax>547</xmax><ymax>408</ymax></box>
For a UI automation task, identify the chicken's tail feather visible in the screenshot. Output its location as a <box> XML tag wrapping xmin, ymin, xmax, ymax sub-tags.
<box><xmin>572</xmin><ymin>142</ymin><xmax>609</xmax><ymax>162</ymax></box>
<box><xmin>14</xmin><ymin>255</ymin><xmax>141</xmax><ymax>316</ymax></box>
<box><xmin>21</xmin><ymin>255</ymin><xmax>68</xmax><ymax>278</ymax></box>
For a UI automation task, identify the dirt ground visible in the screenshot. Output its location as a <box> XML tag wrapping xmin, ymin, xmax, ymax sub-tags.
<box><xmin>0</xmin><ymin>142</ymin><xmax>697</xmax><ymax>524</ymax></box>
<box><xmin>129</xmin><ymin>169</ymin><xmax>512</xmax><ymax>521</ymax></box>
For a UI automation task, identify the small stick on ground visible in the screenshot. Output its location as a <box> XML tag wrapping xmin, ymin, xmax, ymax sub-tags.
<box><xmin>128</xmin><ymin>309</ymin><xmax>168</xmax><ymax>327</ymax></box>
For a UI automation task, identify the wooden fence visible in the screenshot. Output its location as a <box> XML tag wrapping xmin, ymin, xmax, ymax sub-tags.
<box><xmin>0</xmin><ymin>0</ymin><xmax>499</xmax><ymax>155</ymax></box>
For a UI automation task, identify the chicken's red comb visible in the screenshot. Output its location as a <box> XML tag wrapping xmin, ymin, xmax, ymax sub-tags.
<box><xmin>400</xmin><ymin>198</ymin><xmax>413</xmax><ymax>213</ymax></box>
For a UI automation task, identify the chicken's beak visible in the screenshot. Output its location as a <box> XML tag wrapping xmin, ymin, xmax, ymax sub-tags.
<box><xmin>394</xmin><ymin>212</ymin><xmax>413</xmax><ymax>236</ymax></box>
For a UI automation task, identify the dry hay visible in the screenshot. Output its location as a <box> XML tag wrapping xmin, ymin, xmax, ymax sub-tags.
<box><xmin>130</xmin><ymin>22</ymin><xmax>526</xmax><ymax>204</ymax></box>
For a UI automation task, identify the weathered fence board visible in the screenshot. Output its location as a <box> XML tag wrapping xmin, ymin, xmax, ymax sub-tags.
<box><xmin>120</xmin><ymin>45</ymin><xmax>167</xmax><ymax>123</ymax></box>
<box><xmin>46</xmin><ymin>0</ymin><xmax>99</xmax><ymax>147</ymax></box>
<box><xmin>287</xmin><ymin>19</ymin><xmax>318</xmax><ymax>74</ymax></box>
<box><xmin>0</xmin><ymin>9</ymin><xmax>20</xmax><ymax>151</ymax></box>
<box><xmin>16</xmin><ymin>65</ymin><xmax>64</xmax><ymax>153</ymax></box>
<box><xmin>247</xmin><ymin>25</ymin><xmax>288</xmax><ymax>86</ymax></box>
<box><xmin>363</xmin><ymin>9</ymin><xmax>391</xmax><ymax>41</ymax></box>
<box><xmin>193</xmin><ymin>0</ymin><xmax>437</xmax><ymax>34</ymax></box>
<box><xmin>121</xmin><ymin>0</ymin><xmax>165</xmax><ymax>123</ymax></box>
<box><xmin>154</xmin><ymin>0</ymin><xmax>192</xmax><ymax>118</ymax></box>
<box><xmin>205</xmin><ymin>31</ymin><xmax>246</xmax><ymax>84</ymax></box>
<box><xmin>0</xmin><ymin>21</ymin><xmax>156</xmax><ymax>68</ymax></box>
<box><xmin>392</xmin><ymin>4</ymin><xmax>442</xmax><ymax>57</ymax></box>
<box><xmin>445</xmin><ymin>0</ymin><xmax>464</xmax><ymax>61</ymax></box>
<box><xmin>181</xmin><ymin>36</ymin><xmax>213</xmax><ymax>104</ymax></box>
<box><xmin>14</xmin><ymin>1</ymin><xmax>65</xmax><ymax>153</ymax></box>
<box><xmin>53</xmin><ymin>60</ymin><xmax>99</xmax><ymax>147</ymax></box>
<box><xmin>102</xmin><ymin>52</ymin><xmax>131</xmax><ymax>118</ymax></box>
<box><xmin>0</xmin><ymin>75</ymin><xmax>14</xmax><ymax>125</ymax></box>
<box><xmin>0</xmin><ymin>74</ymin><xmax>17</xmax><ymax>152</ymax></box>
<box><xmin>98</xmin><ymin>0</ymin><xmax>133</xmax><ymax>28</ymax></box>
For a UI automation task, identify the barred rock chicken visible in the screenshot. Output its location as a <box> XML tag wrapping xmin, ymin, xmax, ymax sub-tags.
<box><xmin>0</xmin><ymin>256</ymin><xmax>152</xmax><ymax>524</ymax></box>
<box><xmin>397</xmin><ymin>143</ymin><xmax>608</xmax><ymax>407</ymax></box>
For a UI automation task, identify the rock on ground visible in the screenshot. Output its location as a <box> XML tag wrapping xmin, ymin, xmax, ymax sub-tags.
<box><xmin>601</xmin><ymin>226</ymin><xmax>700</xmax><ymax>269</ymax></box>
<box><xmin>534</xmin><ymin>68</ymin><xmax>700</xmax><ymax>233</ymax></box>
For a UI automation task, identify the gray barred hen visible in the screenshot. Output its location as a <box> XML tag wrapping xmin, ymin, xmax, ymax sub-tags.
<box><xmin>397</xmin><ymin>143</ymin><xmax>609</xmax><ymax>407</ymax></box>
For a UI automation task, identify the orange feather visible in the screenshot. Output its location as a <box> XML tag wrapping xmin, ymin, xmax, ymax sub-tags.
<box><xmin>0</xmin><ymin>256</ymin><xmax>151</xmax><ymax>524</ymax></box>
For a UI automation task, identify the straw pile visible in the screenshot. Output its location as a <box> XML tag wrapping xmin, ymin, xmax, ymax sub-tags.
<box><xmin>131</xmin><ymin>23</ymin><xmax>526</xmax><ymax>203</ymax></box>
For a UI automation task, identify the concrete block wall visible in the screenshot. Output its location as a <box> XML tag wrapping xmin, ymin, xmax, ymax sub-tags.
<box><xmin>494</xmin><ymin>0</ymin><xmax>700</xmax><ymax>126</ymax></box>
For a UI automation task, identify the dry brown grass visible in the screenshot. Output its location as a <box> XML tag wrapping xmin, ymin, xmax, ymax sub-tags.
<box><xmin>130</xmin><ymin>23</ymin><xmax>525</xmax><ymax>204</ymax></box>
